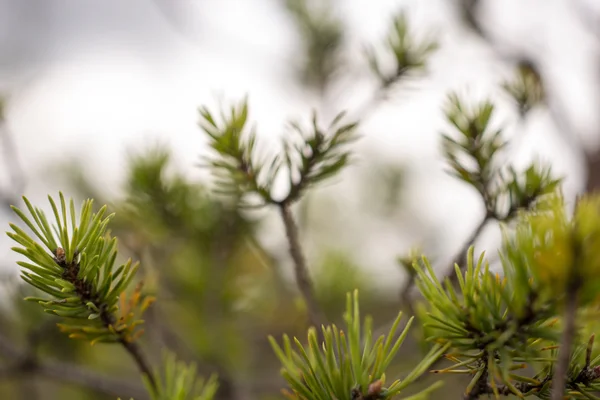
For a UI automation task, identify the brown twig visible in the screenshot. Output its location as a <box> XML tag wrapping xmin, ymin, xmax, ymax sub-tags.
<box><xmin>278</xmin><ymin>201</ymin><xmax>326</xmax><ymax>329</ymax></box>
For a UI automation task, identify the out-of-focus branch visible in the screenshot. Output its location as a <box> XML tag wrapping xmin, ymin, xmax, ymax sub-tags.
<box><xmin>0</xmin><ymin>331</ymin><xmax>147</xmax><ymax>399</ymax></box>
<box><xmin>121</xmin><ymin>215</ymin><xmax>248</xmax><ymax>400</ymax></box>
<box><xmin>458</xmin><ymin>0</ymin><xmax>600</xmax><ymax>194</ymax></box>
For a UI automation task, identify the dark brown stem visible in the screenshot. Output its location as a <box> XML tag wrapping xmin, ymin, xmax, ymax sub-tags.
<box><xmin>551</xmin><ymin>279</ymin><xmax>581</xmax><ymax>400</ymax></box>
<box><xmin>278</xmin><ymin>202</ymin><xmax>325</xmax><ymax>329</ymax></box>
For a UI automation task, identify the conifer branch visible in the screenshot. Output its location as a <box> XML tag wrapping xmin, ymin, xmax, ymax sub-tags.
<box><xmin>7</xmin><ymin>194</ymin><xmax>159</xmax><ymax>395</ymax></box>
<box><xmin>199</xmin><ymin>99</ymin><xmax>358</xmax><ymax>329</ymax></box>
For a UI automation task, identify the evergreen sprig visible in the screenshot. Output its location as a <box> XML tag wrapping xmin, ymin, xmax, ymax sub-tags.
<box><xmin>502</xmin><ymin>62</ymin><xmax>545</xmax><ymax>117</ymax></box>
<box><xmin>7</xmin><ymin>193</ymin><xmax>152</xmax><ymax>345</ymax></box>
<box><xmin>441</xmin><ymin>92</ymin><xmax>560</xmax><ymax>221</ymax></box>
<box><xmin>366</xmin><ymin>12</ymin><xmax>438</xmax><ymax>88</ymax></box>
<box><xmin>285</xmin><ymin>0</ymin><xmax>344</xmax><ymax>92</ymax></box>
<box><xmin>509</xmin><ymin>192</ymin><xmax>600</xmax><ymax>306</ymax></box>
<box><xmin>441</xmin><ymin>93</ymin><xmax>505</xmax><ymax>208</ymax></box>
<box><xmin>415</xmin><ymin>191</ymin><xmax>600</xmax><ymax>398</ymax></box>
<box><xmin>282</xmin><ymin>110</ymin><xmax>358</xmax><ymax>204</ymax></box>
<box><xmin>269</xmin><ymin>290</ymin><xmax>449</xmax><ymax>400</ymax></box>
<box><xmin>199</xmin><ymin>98</ymin><xmax>359</xmax><ymax>207</ymax></box>
<box><xmin>499</xmin><ymin>164</ymin><xmax>559</xmax><ymax>220</ymax></box>
<box><xmin>415</xmin><ymin>247</ymin><xmax>558</xmax><ymax>396</ymax></box>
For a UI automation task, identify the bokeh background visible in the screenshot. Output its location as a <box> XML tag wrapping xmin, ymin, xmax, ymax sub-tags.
<box><xmin>0</xmin><ymin>0</ymin><xmax>599</xmax><ymax>399</ymax></box>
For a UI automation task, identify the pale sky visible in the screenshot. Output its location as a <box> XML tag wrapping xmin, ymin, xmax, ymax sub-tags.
<box><xmin>0</xmin><ymin>0</ymin><xmax>599</xmax><ymax>292</ymax></box>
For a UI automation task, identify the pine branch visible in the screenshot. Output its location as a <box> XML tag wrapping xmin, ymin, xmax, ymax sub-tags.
<box><xmin>269</xmin><ymin>290</ymin><xmax>449</xmax><ymax>400</ymax></box>
<box><xmin>200</xmin><ymin>99</ymin><xmax>359</xmax><ymax>331</ymax></box>
<box><xmin>8</xmin><ymin>194</ymin><xmax>159</xmax><ymax>395</ymax></box>
<box><xmin>53</xmin><ymin>246</ymin><xmax>158</xmax><ymax>393</ymax></box>
<box><xmin>456</xmin><ymin>0</ymin><xmax>600</xmax><ymax>196</ymax></box>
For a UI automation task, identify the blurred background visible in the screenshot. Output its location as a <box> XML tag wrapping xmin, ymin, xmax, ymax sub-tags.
<box><xmin>0</xmin><ymin>0</ymin><xmax>599</xmax><ymax>399</ymax></box>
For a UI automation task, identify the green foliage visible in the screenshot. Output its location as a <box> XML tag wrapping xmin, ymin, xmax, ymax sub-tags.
<box><xmin>7</xmin><ymin>193</ymin><xmax>152</xmax><ymax>344</ymax></box>
<box><xmin>3</xmin><ymin>9</ymin><xmax>597</xmax><ymax>400</ymax></box>
<box><xmin>285</xmin><ymin>0</ymin><xmax>344</xmax><ymax>92</ymax></box>
<box><xmin>269</xmin><ymin>290</ymin><xmax>449</xmax><ymax>399</ymax></box>
<box><xmin>414</xmin><ymin>191</ymin><xmax>600</xmax><ymax>398</ymax></box>
<box><xmin>509</xmin><ymin>192</ymin><xmax>600</xmax><ymax>305</ymax></box>
<box><xmin>313</xmin><ymin>252</ymin><xmax>378</xmax><ymax>317</ymax></box>
<box><xmin>199</xmin><ymin>98</ymin><xmax>359</xmax><ymax>207</ymax></box>
<box><xmin>416</xmin><ymin>248</ymin><xmax>557</xmax><ymax>384</ymax></box>
<box><xmin>397</xmin><ymin>247</ymin><xmax>423</xmax><ymax>281</ymax></box>
<box><xmin>499</xmin><ymin>164</ymin><xmax>559</xmax><ymax>219</ymax></box>
<box><xmin>441</xmin><ymin>93</ymin><xmax>560</xmax><ymax>220</ymax></box>
<box><xmin>282</xmin><ymin>111</ymin><xmax>358</xmax><ymax>203</ymax></box>
<box><xmin>441</xmin><ymin>93</ymin><xmax>505</xmax><ymax>200</ymax></box>
<box><xmin>119</xmin><ymin>146</ymin><xmax>246</xmax><ymax>241</ymax></box>
<box><xmin>366</xmin><ymin>12</ymin><xmax>438</xmax><ymax>88</ymax></box>
<box><xmin>147</xmin><ymin>352</ymin><xmax>218</xmax><ymax>400</ymax></box>
<box><xmin>114</xmin><ymin>147</ymin><xmax>283</xmax><ymax>366</ymax></box>
<box><xmin>502</xmin><ymin>62</ymin><xmax>545</xmax><ymax>117</ymax></box>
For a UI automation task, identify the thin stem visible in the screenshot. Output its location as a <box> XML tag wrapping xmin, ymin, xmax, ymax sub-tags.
<box><xmin>278</xmin><ymin>201</ymin><xmax>325</xmax><ymax>329</ymax></box>
<box><xmin>551</xmin><ymin>279</ymin><xmax>580</xmax><ymax>400</ymax></box>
